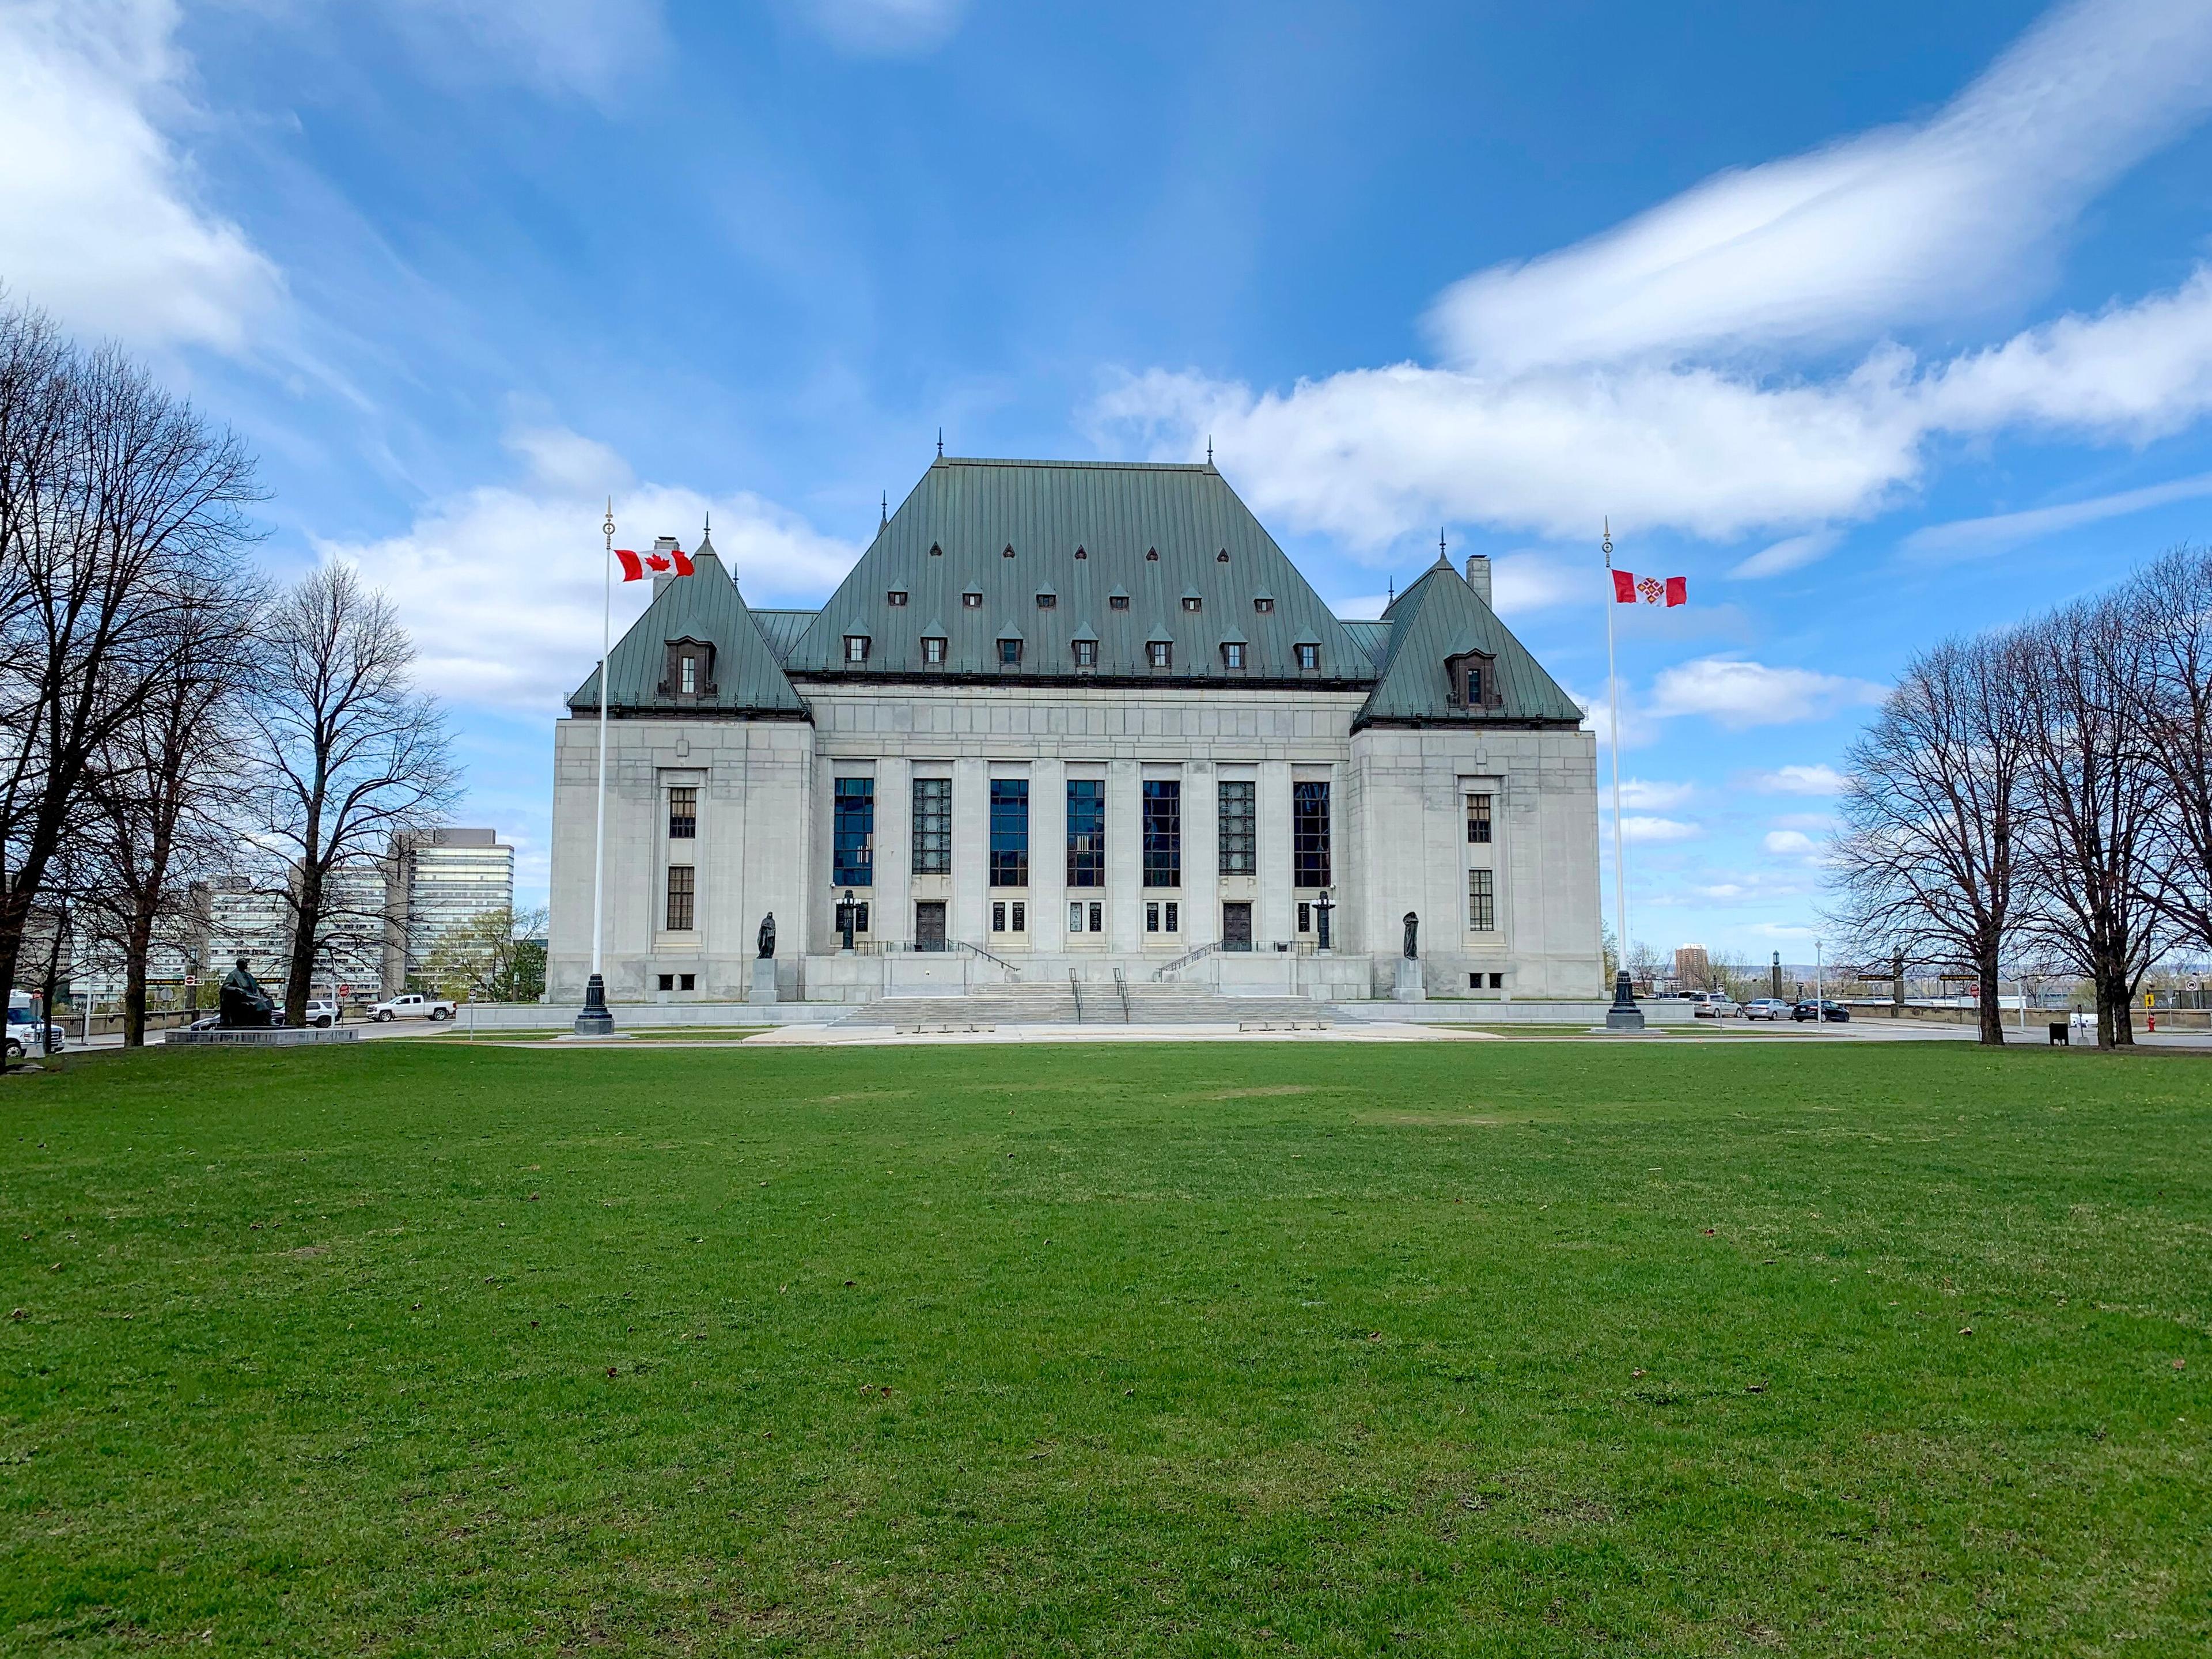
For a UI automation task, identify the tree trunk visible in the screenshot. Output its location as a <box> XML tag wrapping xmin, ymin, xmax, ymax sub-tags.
<box><xmin>1976</xmin><ymin>950</ymin><xmax>2005</xmax><ymax>1046</ymax></box>
<box><xmin>283</xmin><ymin>861</ymin><xmax>324</xmax><ymax>1028</ymax></box>
<box><xmin>123</xmin><ymin>904</ymin><xmax>153</xmax><ymax>1047</ymax></box>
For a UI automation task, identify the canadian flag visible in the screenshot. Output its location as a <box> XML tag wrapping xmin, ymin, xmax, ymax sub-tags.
<box><xmin>615</xmin><ymin>544</ymin><xmax>695</xmax><ymax>582</ymax></box>
<box><xmin>1612</xmin><ymin>569</ymin><xmax>1685</xmax><ymax>607</ymax></box>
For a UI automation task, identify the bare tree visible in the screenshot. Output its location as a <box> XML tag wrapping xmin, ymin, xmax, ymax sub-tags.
<box><xmin>248</xmin><ymin>564</ymin><xmax>459</xmax><ymax>1027</ymax></box>
<box><xmin>2017</xmin><ymin>594</ymin><xmax>2173</xmax><ymax>1047</ymax></box>
<box><xmin>81</xmin><ymin>573</ymin><xmax>264</xmax><ymax>1044</ymax></box>
<box><xmin>1829</xmin><ymin>630</ymin><xmax>2029</xmax><ymax>1044</ymax></box>
<box><xmin>0</xmin><ymin>305</ymin><xmax>263</xmax><ymax>1039</ymax></box>
<box><xmin>2127</xmin><ymin>547</ymin><xmax>2212</xmax><ymax>957</ymax></box>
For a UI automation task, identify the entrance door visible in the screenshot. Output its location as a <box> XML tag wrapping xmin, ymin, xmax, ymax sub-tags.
<box><xmin>915</xmin><ymin>901</ymin><xmax>948</xmax><ymax>951</ymax></box>
<box><xmin>1221</xmin><ymin>902</ymin><xmax>1253</xmax><ymax>952</ymax></box>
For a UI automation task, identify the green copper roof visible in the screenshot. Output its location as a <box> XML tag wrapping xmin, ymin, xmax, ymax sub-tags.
<box><xmin>782</xmin><ymin>458</ymin><xmax>1368</xmax><ymax>683</ymax></box>
<box><xmin>567</xmin><ymin>539</ymin><xmax>808</xmax><ymax>718</ymax></box>
<box><xmin>1353</xmin><ymin>555</ymin><xmax>1585</xmax><ymax>729</ymax></box>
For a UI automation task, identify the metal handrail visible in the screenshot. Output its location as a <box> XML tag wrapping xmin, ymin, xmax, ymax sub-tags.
<box><xmin>1153</xmin><ymin>940</ymin><xmax>1223</xmax><ymax>980</ymax></box>
<box><xmin>1069</xmin><ymin>971</ymin><xmax>1086</xmax><ymax>1023</ymax></box>
<box><xmin>1111</xmin><ymin>967</ymin><xmax>1131</xmax><ymax>1022</ymax></box>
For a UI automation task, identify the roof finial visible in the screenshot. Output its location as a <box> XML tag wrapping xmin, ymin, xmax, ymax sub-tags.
<box><xmin>1388</xmin><ymin>577</ymin><xmax>1395</xmax><ymax>604</ymax></box>
<box><xmin>937</xmin><ymin>427</ymin><xmax>944</xmax><ymax>459</ymax></box>
<box><xmin>1206</xmin><ymin>434</ymin><xmax>1214</xmax><ymax>465</ymax></box>
<box><xmin>703</xmin><ymin>507</ymin><xmax>711</xmax><ymax>540</ymax></box>
<box><xmin>880</xmin><ymin>490</ymin><xmax>888</xmax><ymax>532</ymax></box>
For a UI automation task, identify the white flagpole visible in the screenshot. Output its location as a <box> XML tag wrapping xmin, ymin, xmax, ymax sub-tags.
<box><xmin>592</xmin><ymin>501</ymin><xmax>612</xmax><ymax>980</ymax></box>
<box><xmin>1603</xmin><ymin>519</ymin><xmax>1630</xmax><ymax>975</ymax></box>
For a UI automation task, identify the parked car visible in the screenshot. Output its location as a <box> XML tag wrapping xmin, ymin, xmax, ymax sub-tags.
<box><xmin>1792</xmin><ymin>999</ymin><xmax>1851</xmax><ymax>1022</ymax></box>
<box><xmin>303</xmin><ymin>999</ymin><xmax>341</xmax><ymax>1029</ymax></box>
<box><xmin>369</xmin><ymin>992</ymin><xmax>457</xmax><ymax>1022</ymax></box>
<box><xmin>1694</xmin><ymin>995</ymin><xmax>1741</xmax><ymax>1019</ymax></box>
<box><xmin>6</xmin><ymin>997</ymin><xmax>62</xmax><ymax>1058</ymax></box>
<box><xmin>1743</xmin><ymin>998</ymin><xmax>1794</xmax><ymax>1021</ymax></box>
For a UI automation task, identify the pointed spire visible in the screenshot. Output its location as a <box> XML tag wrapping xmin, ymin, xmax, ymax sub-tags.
<box><xmin>1434</xmin><ymin>527</ymin><xmax>1452</xmax><ymax>571</ymax></box>
<box><xmin>880</xmin><ymin>490</ymin><xmax>888</xmax><ymax>533</ymax></box>
<box><xmin>937</xmin><ymin>427</ymin><xmax>944</xmax><ymax>459</ymax></box>
<box><xmin>1206</xmin><ymin>434</ymin><xmax>1214</xmax><ymax>465</ymax></box>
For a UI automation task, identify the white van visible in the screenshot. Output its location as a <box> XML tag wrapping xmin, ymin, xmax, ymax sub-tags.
<box><xmin>6</xmin><ymin>990</ymin><xmax>60</xmax><ymax>1058</ymax></box>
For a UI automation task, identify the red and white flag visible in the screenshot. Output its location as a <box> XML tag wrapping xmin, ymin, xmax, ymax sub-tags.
<box><xmin>615</xmin><ymin>544</ymin><xmax>695</xmax><ymax>582</ymax></box>
<box><xmin>1612</xmin><ymin>569</ymin><xmax>1685</xmax><ymax>607</ymax></box>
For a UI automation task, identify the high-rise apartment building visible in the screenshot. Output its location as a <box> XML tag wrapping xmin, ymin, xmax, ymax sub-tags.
<box><xmin>384</xmin><ymin>828</ymin><xmax>516</xmax><ymax>990</ymax></box>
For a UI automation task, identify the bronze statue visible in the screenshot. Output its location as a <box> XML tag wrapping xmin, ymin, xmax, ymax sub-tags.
<box><xmin>218</xmin><ymin>959</ymin><xmax>277</xmax><ymax>1028</ymax></box>
<box><xmin>1402</xmin><ymin>911</ymin><xmax>1419</xmax><ymax>960</ymax></box>
<box><xmin>757</xmin><ymin>912</ymin><xmax>776</xmax><ymax>959</ymax></box>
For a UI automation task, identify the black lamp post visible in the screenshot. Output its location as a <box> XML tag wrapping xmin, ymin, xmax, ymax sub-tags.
<box><xmin>1315</xmin><ymin>887</ymin><xmax>1334</xmax><ymax>953</ymax></box>
<box><xmin>839</xmin><ymin>888</ymin><xmax>857</xmax><ymax>954</ymax></box>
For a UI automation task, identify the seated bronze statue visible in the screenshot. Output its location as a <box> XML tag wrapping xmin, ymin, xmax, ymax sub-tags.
<box><xmin>218</xmin><ymin>959</ymin><xmax>278</xmax><ymax>1028</ymax></box>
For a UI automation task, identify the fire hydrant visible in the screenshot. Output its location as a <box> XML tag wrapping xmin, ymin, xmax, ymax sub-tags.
<box><xmin>2147</xmin><ymin>1010</ymin><xmax>2156</xmax><ymax>1033</ymax></box>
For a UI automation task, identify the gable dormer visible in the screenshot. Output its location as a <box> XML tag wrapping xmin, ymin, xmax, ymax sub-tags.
<box><xmin>659</xmin><ymin>637</ymin><xmax>718</xmax><ymax>699</ymax></box>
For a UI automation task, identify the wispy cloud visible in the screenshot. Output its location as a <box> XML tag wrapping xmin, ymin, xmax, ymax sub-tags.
<box><xmin>798</xmin><ymin>0</ymin><xmax>970</xmax><ymax>55</ymax></box>
<box><xmin>1621</xmin><ymin>816</ymin><xmax>1702</xmax><ymax>844</ymax></box>
<box><xmin>0</xmin><ymin>0</ymin><xmax>282</xmax><ymax>351</ymax></box>
<box><xmin>1763</xmin><ymin>829</ymin><xmax>1819</xmax><ymax>855</ymax></box>
<box><xmin>1755</xmin><ymin>763</ymin><xmax>1849</xmax><ymax>794</ymax></box>
<box><xmin>1903</xmin><ymin>468</ymin><xmax>2212</xmax><ymax>555</ymax></box>
<box><xmin>1425</xmin><ymin>0</ymin><xmax>2212</xmax><ymax>372</ymax></box>
<box><xmin>1616</xmin><ymin>778</ymin><xmax>1696</xmax><ymax>810</ymax></box>
<box><xmin>316</xmin><ymin>426</ymin><xmax>858</xmax><ymax>714</ymax></box>
<box><xmin>382</xmin><ymin>0</ymin><xmax>669</xmax><ymax>101</ymax></box>
<box><xmin>1731</xmin><ymin>529</ymin><xmax>1840</xmax><ymax>580</ymax></box>
<box><xmin>1649</xmin><ymin>659</ymin><xmax>1886</xmax><ymax>729</ymax></box>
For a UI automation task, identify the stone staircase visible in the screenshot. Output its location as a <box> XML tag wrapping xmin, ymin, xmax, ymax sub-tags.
<box><xmin>832</xmin><ymin>979</ymin><xmax>1339</xmax><ymax>1028</ymax></box>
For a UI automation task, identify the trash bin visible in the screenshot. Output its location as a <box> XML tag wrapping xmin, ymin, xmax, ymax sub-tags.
<box><xmin>2048</xmin><ymin>1021</ymin><xmax>2069</xmax><ymax>1046</ymax></box>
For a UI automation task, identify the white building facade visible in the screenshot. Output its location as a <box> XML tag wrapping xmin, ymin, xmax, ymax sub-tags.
<box><xmin>382</xmin><ymin>827</ymin><xmax>516</xmax><ymax>990</ymax></box>
<box><xmin>549</xmin><ymin>459</ymin><xmax>1602</xmax><ymax>1005</ymax></box>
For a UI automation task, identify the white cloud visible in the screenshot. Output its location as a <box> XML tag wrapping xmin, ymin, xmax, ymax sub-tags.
<box><xmin>0</xmin><ymin>0</ymin><xmax>281</xmax><ymax>351</ymax></box>
<box><xmin>799</xmin><ymin>0</ymin><xmax>969</xmax><ymax>55</ymax></box>
<box><xmin>1425</xmin><ymin>0</ymin><xmax>2212</xmax><ymax>372</ymax></box>
<box><xmin>1616</xmin><ymin>778</ymin><xmax>1696</xmax><ymax>810</ymax></box>
<box><xmin>1755</xmin><ymin>763</ymin><xmax>1848</xmax><ymax>794</ymax></box>
<box><xmin>1649</xmin><ymin>658</ymin><xmax>1886</xmax><ymax>729</ymax></box>
<box><xmin>1092</xmin><ymin>3</ymin><xmax>2212</xmax><ymax>552</ymax></box>
<box><xmin>1902</xmin><ymin>467</ymin><xmax>2212</xmax><ymax>555</ymax></box>
<box><xmin>1764</xmin><ymin>829</ymin><xmax>1819</xmax><ymax>855</ymax></box>
<box><xmin>381</xmin><ymin>0</ymin><xmax>668</xmax><ymax>100</ymax></box>
<box><xmin>1770</xmin><ymin>812</ymin><xmax>1835</xmax><ymax>832</ymax></box>
<box><xmin>1731</xmin><ymin>529</ymin><xmax>1840</xmax><ymax>581</ymax></box>
<box><xmin>1565</xmin><ymin>683</ymin><xmax>1658</xmax><ymax>752</ymax></box>
<box><xmin>1620</xmin><ymin>816</ymin><xmax>1702</xmax><ymax>844</ymax></box>
<box><xmin>1490</xmin><ymin>550</ymin><xmax>1581</xmax><ymax>613</ymax></box>
<box><xmin>315</xmin><ymin>427</ymin><xmax>858</xmax><ymax>714</ymax></box>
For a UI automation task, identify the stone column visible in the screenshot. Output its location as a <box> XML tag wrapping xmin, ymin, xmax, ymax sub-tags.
<box><xmin>874</xmin><ymin>756</ymin><xmax>911</xmax><ymax>946</ymax></box>
<box><xmin>1107</xmin><ymin>758</ymin><xmax>1143</xmax><ymax>950</ymax></box>
<box><xmin>1256</xmin><ymin>760</ymin><xmax>1293</xmax><ymax>946</ymax></box>
<box><xmin>1183</xmin><ymin>759</ymin><xmax>1217</xmax><ymax>948</ymax></box>
<box><xmin>952</xmin><ymin>756</ymin><xmax>989</xmax><ymax>947</ymax></box>
<box><xmin>1031</xmin><ymin>757</ymin><xmax>1067</xmax><ymax>958</ymax></box>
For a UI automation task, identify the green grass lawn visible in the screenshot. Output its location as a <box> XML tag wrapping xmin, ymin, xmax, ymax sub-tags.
<box><xmin>3</xmin><ymin>1042</ymin><xmax>2207</xmax><ymax>1656</ymax></box>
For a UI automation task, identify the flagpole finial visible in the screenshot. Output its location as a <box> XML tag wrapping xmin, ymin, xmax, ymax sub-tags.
<box><xmin>1601</xmin><ymin>516</ymin><xmax>1613</xmax><ymax>563</ymax></box>
<box><xmin>603</xmin><ymin>498</ymin><xmax>615</xmax><ymax>541</ymax></box>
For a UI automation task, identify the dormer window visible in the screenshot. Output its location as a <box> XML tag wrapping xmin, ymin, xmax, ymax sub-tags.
<box><xmin>1221</xmin><ymin>641</ymin><xmax>1245</xmax><ymax>669</ymax></box>
<box><xmin>1035</xmin><ymin>590</ymin><xmax>1056</xmax><ymax>608</ymax></box>
<box><xmin>888</xmin><ymin>589</ymin><xmax>908</xmax><ymax>607</ymax></box>
<box><xmin>1003</xmin><ymin>544</ymin><xmax>1017</xmax><ymax>559</ymax></box>
<box><xmin>1147</xmin><ymin>641</ymin><xmax>1172</xmax><ymax>669</ymax></box>
<box><xmin>1073</xmin><ymin>639</ymin><xmax>1097</xmax><ymax>669</ymax></box>
<box><xmin>1446</xmin><ymin>649</ymin><xmax>1499</xmax><ymax>709</ymax></box>
<box><xmin>961</xmin><ymin>589</ymin><xmax>983</xmax><ymax>608</ymax></box>
<box><xmin>1181</xmin><ymin>594</ymin><xmax>1202</xmax><ymax>612</ymax></box>
<box><xmin>1296</xmin><ymin>642</ymin><xmax>1319</xmax><ymax>672</ymax></box>
<box><xmin>1075</xmin><ymin>546</ymin><xmax>1088</xmax><ymax>560</ymax></box>
<box><xmin>1216</xmin><ymin>550</ymin><xmax>1229</xmax><ymax>563</ymax></box>
<box><xmin>1109</xmin><ymin>592</ymin><xmax>1130</xmax><ymax>611</ymax></box>
<box><xmin>929</xmin><ymin>543</ymin><xmax>943</xmax><ymax>558</ymax></box>
<box><xmin>998</xmin><ymin>636</ymin><xmax>1024</xmax><ymax>666</ymax></box>
<box><xmin>660</xmin><ymin>638</ymin><xmax>716</xmax><ymax>696</ymax></box>
<box><xmin>1145</xmin><ymin>548</ymin><xmax>1160</xmax><ymax>562</ymax></box>
<box><xmin>844</xmin><ymin>634</ymin><xmax>870</xmax><ymax>664</ymax></box>
<box><xmin>1254</xmin><ymin>596</ymin><xmax>1274</xmax><ymax>613</ymax></box>
<box><xmin>922</xmin><ymin>635</ymin><xmax>946</xmax><ymax>665</ymax></box>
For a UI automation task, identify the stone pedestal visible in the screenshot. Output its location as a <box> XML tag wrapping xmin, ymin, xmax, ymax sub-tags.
<box><xmin>1604</xmin><ymin>969</ymin><xmax>1646</xmax><ymax>1032</ymax></box>
<box><xmin>573</xmin><ymin>972</ymin><xmax>614</xmax><ymax>1038</ymax></box>
<box><xmin>1394</xmin><ymin>957</ymin><xmax>1426</xmax><ymax>1003</ymax></box>
<box><xmin>749</xmin><ymin>958</ymin><xmax>779</xmax><ymax>1006</ymax></box>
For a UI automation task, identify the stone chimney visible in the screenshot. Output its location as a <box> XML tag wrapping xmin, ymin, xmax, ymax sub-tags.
<box><xmin>1463</xmin><ymin>554</ymin><xmax>1493</xmax><ymax>607</ymax></box>
<box><xmin>650</xmin><ymin>535</ymin><xmax>680</xmax><ymax>600</ymax></box>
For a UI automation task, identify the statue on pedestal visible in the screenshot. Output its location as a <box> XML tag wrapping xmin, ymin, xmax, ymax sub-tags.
<box><xmin>218</xmin><ymin>959</ymin><xmax>277</xmax><ymax>1028</ymax></box>
<box><xmin>1402</xmin><ymin>911</ymin><xmax>1419</xmax><ymax>960</ymax></box>
<box><xmin>757</xmin><ymin>912</ymin><xmax>777</xmax><ymax>960</ymax></box>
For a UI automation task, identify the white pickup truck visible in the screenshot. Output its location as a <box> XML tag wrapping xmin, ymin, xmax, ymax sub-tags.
<box><xmin>368</xmin><ymin>991</ymin><xmax>457</xmax><ymax>1022</ymax></box>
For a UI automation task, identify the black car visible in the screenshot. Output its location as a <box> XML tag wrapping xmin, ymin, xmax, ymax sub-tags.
<box><xmin>1791</xmin><ymin>999</ymin><xmax>1850</xmax><ymax>1022</ymax></box>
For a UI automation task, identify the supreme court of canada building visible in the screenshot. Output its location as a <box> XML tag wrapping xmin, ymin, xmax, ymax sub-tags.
<box><xmin>548</xmin><ymin>457</ymin><xmax>1603</xmax><ymax>1006</ymax></box>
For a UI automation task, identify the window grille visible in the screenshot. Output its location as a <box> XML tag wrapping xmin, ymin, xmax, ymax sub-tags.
<box><xmin>832</xmin><ymin>778</ymin><xmax>874</xmax><ymax>887</ymax></box>
<box><xmin>1467</xmin><ymin>793</ymin><xmax>1493</xmax><ymax>844</ymax></box>
<box><xmin>1217</xmin><ymin>781</ymin><xmax>1255</xmax><ymax>873</ymax></box>
<box><xmin>922</xmin><ymin>635</ymin><xmax>946</xmax><ymax>664</ymax></box>
<box><xmin>1073</xmin><ymin>639</ymin><xmax>1097</xmax><ymax>669</ymax></box>
<box><xmin>1066</xmin><ymin>780</ymin><xmax>1105</xmax><ymax>887</ymax></box>
<box><xmin>1147</xmin><ymin>641</ymin><xmax>1172</xmax><ymax>669</ymax></box>
<box><xmin>668</xmin><ymin>786</ymin><xmax>696</xmax><ymax>839</ymax></box>
<box><xmin>1292</xmin><ymin>781</ymin><xmax>1331</xmax><ymax>888</ymax></box>
<box><xmin>990</xmin><ymin>779</ymin><xmax>1030</xmax><ymax>887</ymax></box>
<box><xmin>1142</xmin><ymin>781</ymin><xmax>1181</xmax><ymax>888</ymax></box>
<box><xmin>665</xmin><ymin>865</ymin><xmax>695</xmax><ymax>931</ymax></box>
<box><xmin>998</xmin><ymin>637</ymin><xmax>1022</xmax><ymax>666</ymax></box>
<box><xmin>1468</xmin><ymin>868</ymin><xmax>1496</xmax><ymax>931</ymax></box>
<box><xmin>1221</xmin><ymin>641</ymin><xmax>1245</xmax><ymax>669</ymax></box>
<box><xmin>679</xmin><ymin>656</ymin><xmax>697</xmax><ymax>693</ymax></box>
<box><xmin>911</xmin><ymin>777</ymin><xmax>950</xmax><ymax>874</ymax></box>
<box><xmin>844</xmin><ymin>635</ymin><xmax>868</xmax><ymax>663</ymax></box>
<box><xmin>1296</xmin><ymin>642</ymin><xmax>1319</xmax><ymax>671</ymax></box>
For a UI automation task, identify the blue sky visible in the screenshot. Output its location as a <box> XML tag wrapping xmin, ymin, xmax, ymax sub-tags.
<box><xmin>8</xmin><ymin>0</ymin><xmax>2212</xmax><ymax>961</ymax></box>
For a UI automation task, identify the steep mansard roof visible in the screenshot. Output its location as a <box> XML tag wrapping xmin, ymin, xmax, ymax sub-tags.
<box><xmin>567</xmin><ymin>537</ymin><xmax>808</xmax><ymax>718</ymax></box>
<box><xmin>565</xmin><ymin>461</ymin><xmax>1582</xmax><ymax>728</ymax></box>
<box><xmin>1353</xmin><ymin>554</ymin><xmax>1586</xmax><ymax>729</ymax></box>
<box><xmin>782</xmin><ymin>458</ymin><xmax>1365</xmax><ymax>683</ymax></box>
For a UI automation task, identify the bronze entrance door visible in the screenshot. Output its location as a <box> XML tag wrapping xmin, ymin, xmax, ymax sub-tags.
<box><xmin>915</xmin><ymin>901</ymin><xmax>947</xmax><ymax>951</ymax></box>
<box><xmin>1221</xmin><ymin>902</ymin><xmax>1253</xmax><ymax>951</ymax></box>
